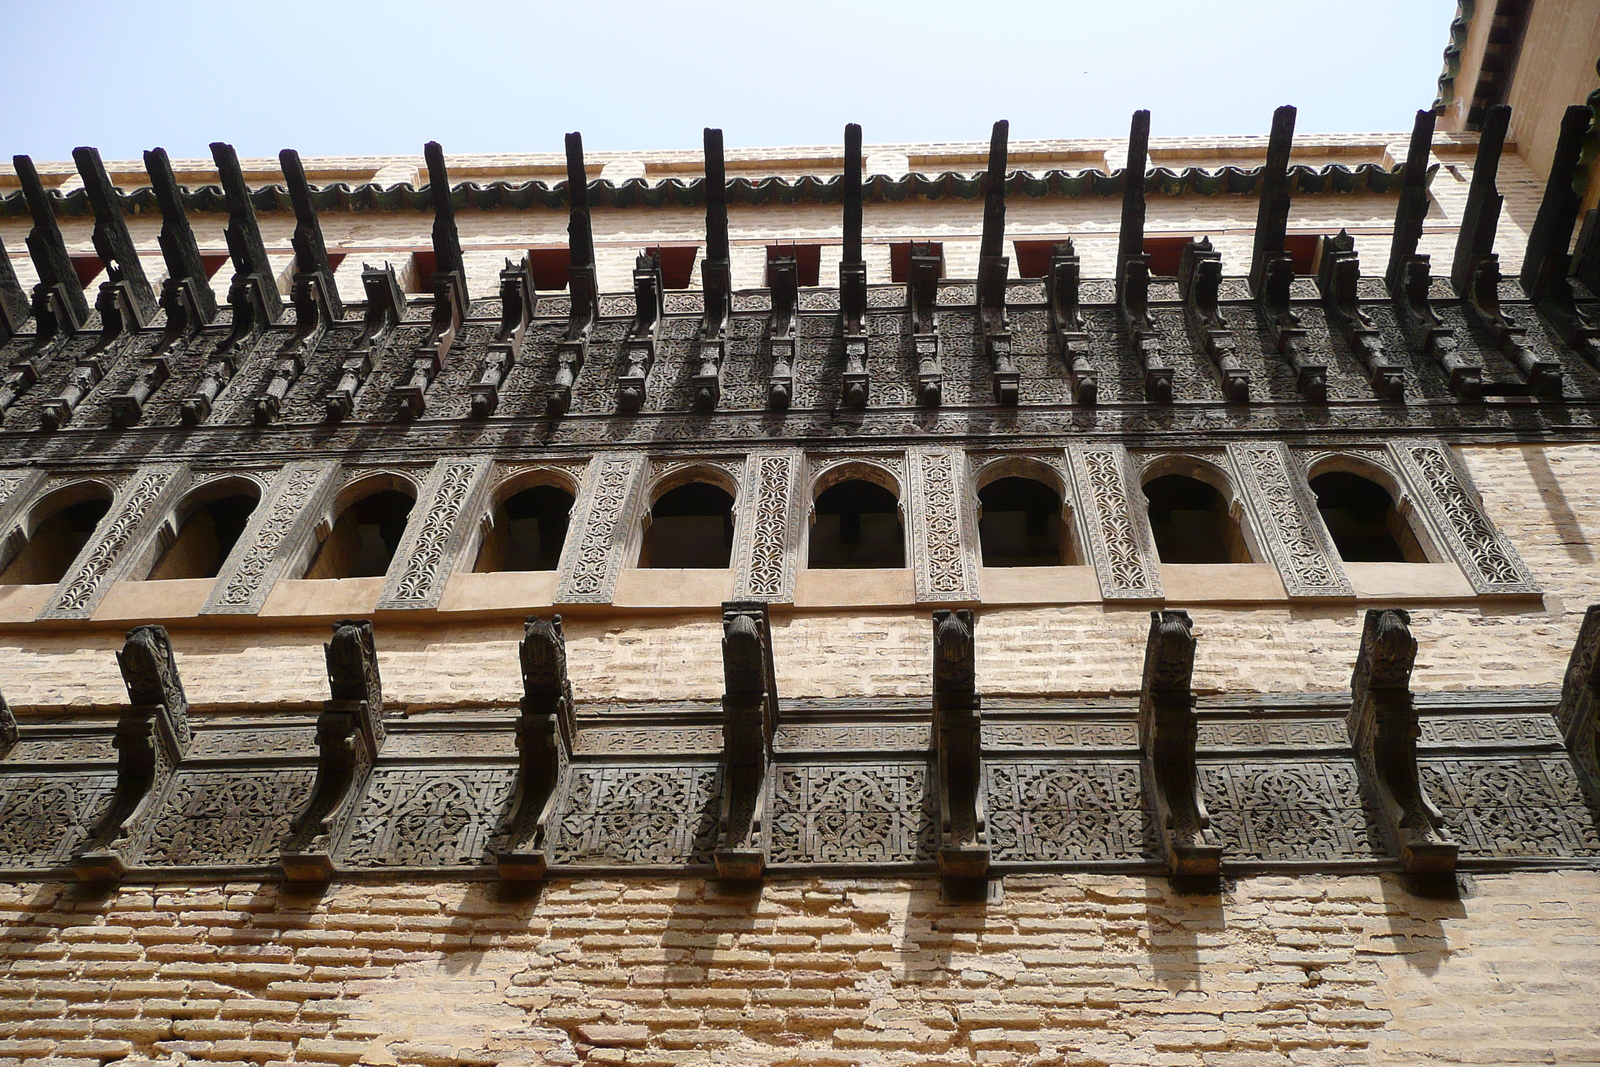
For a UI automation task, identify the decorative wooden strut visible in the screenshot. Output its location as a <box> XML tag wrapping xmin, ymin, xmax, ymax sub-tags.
<box><xmin>1347</xmin><ymin>608</ymin><xmax>1457</xmax><ymax>877</ymax></box>
<box><xmin>550</xmin><ymin>132</ymin><xmax>598</xmax><ymax>415</ymax></box>
<box><xmin>0</xmin><ymin>689</ymin><xmax>14</xmax><ymax>760</ymax></box>
<box><xmin>1046</xmin><ymin>239</ymin><xmax>1095</xmax><ymax>404</ymax></box>
<box><xmin>1386</xmin><ymin>110</ymin><xmax>1483</xmax><ymax>399</ymax></box>
<box><xmin>1520</xmin><ymin>104</ymin><xmax>1600</xmax><ymax>376</ymax></box>
<box><xmin>1554</xmin><ymin>604</ymin><xmax>1600</xmax><ymax>799</ymax></box>
<box><xmin>1450</xmin><ymin>106</ymin><xmax>1563</xmax><ymax>397</ymax></box>
<box><xmin>1116</xmin><ymin>110</ymin><xmax>1167</xmax><ymax>402</ymax></box>
<box><xmin>0</xmin><ymin>236</ymin><xmax>29</xmax><ymax>345</ymax></box>
<box><xmin>281</xmin><ymin>619</ymin><xmax>387</xmax><ymax>882</ymax></box>
<box><xmin>975</xmin><ymin>120</ymin><xmax>1018</xmax><ymax>405</ymax></box>
<box><xmin>766</xmin><ymin>251</ymin><xmax>798</xmax><ymax>409</ymax></box>
<box><xmin>1178</xmin><ymin>237</ymin><xmax>1248</xmax><ymax>403</ymax></box>
<box><xmin>1246</xmin><ymin>106</ymin><xmax>1325</xmax><ymax>403</ymax></box>
<box><xmin>470</xmin><ymin>257</ymin><xmax>536</xmax><ymax>417</ymax></box>
<box><xmin>37</xmin><ymin>148</ymin><xmax>155</xmax><ymax>431</ymax></box>
<box><xmin>73</xmin><ymin>625</ymin><xmax>192</xmax><ymax>882</ymax></box>
<box><xmin>115</xmin><ymin>147</ymin><xmax>219</xmax><ymax>428</ymax></box>
<box><xmin>396</xmin><ymin>142</ymin><xmax>469</xmax><ymax>419</ymax></box>
<box><xmin>253</xmin><ymin>149</ymin><xmax>345</xmax><ymax>426</ymax></box>
<box><xmin>617</xmin><ymin>252</ymin><xmax>664</xmax><ymax>414</ymax></box>
<box><xmin>1138</xmin><ymin>610</ymin><xmax>1222</xmax><ymax>877</ymax></box>
<box><xmin>908</xmin><ymin>242</ymin><xmax>943</xmax><ymax>407</ymax></box>
<box><xmin>715</xmin><ymin>601</ymin><xmax>779</xmax><ymax>881</ymax></box>
<box><xmin>932</xmin><ymin>609</ymin><xmax>988</xmax><ymax>881</ymax></box>
<box><xmin>693</xmin><ymin>128</ymin><xmax>733</xmax><ymax>413</ymax></box>
<box><xmin>1317</xmin><ymin>230</ymin><xmax>1405</xmax><ymax>399</ymax></box>
<box><xmin>0</xmin><ymin>155</ymin><xmax>84</xmax><ymax>416</ymax></box>
<box><xmin>840</xmin><ymin>123</ymin><xmax>869</xmax><ymax>408</ymax></box>
<box><xmin>325</xmin><ymin>265</ymin><xmax>406</xmax><ymax>422</ymax></box>
<box><xmin>497</xmin><ymin>615</ymin><xmax>576</xmax><ymax>881</ymax></box>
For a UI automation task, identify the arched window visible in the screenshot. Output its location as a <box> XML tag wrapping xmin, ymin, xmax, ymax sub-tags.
<box><xmin>303</xmin><ymin>489</ymin><xmax>415</xmax><ymax>579</ymax></box>
<box><xmin>146</xmin><ymin>490</ymin><xmax>259</xmax><ymax>580</ymax></box>
<box><xmin>1310</xmin><ymin>471</ymin><xmax>1426</xmax><ymax>563</ymax></box>
<box><xmin>476</xmin><ymin>485</ymin><xmax>574</xmax><ymax>572</ymax></box>
<box><xmin>1143</xmin><ymin>474</ymin><xmax>1250</xmax><ymax>564</ymax></box>
<box><xmin>0</xmin><ymin>493</ymin><xmax>112</xmax><ymax>585</ymax></box>
<box><xmin>639</xmin><ymin>482</ymin><xmax>735</xmax><ymax>568</ymax></box>
<box><xmin>979</xmin><ymin>476</ymin><xmax>1072</xmax><ymax>567</ymax></box>
<box><xmin>810</xmin><ymin>479</ymin><xmax>904</xmax><ymax>568</ymax></box>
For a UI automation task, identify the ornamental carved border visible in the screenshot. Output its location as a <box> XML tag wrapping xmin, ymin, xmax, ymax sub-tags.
<box><xmin>554</xmin><ymin>454</ymin><xmax>647</xmax><ymax>604</ymax></box>
<box><xmin>1389</xmin><ymin>440</ymin><xmax>1539</xmax><ymax>595</ymax></box>
<box><xmin>733</xmin><ymin>449</ymin><xmax>801</xmax><ymax>603</ymax></box>
<box><xmin>1227</xmin><ymin>443</ymin><xmax>1354</xmax><ymax>598</ymax></box>
<box><xmin>1066</xmin><ymin>444</ymin><xmax>1162</xmax><ymax>600</ymax></box>
<box><xmin>1198</xmin><ymin>759</ymin><xmax>1381</xmax><ymax>862</ymax></box>
<box><xmin>40</xmin><ymin>463</ymin><xmax>187</xmax><ymax>620</ymax></box>
<box><xmin>377</xmin><ymin>457</ymin><xmax>492</xmax><ymax>610</ymax></box>
<box><xmin>203</xmin><ymin>460</ymin><xmax>342</xmax><ymax>615</ymax></box>
<box><xmin>984</xmin><ymin>759</ymin><xmax>1148</xmax><ymax>863</ymax></box>
<box><xmin>907</xmin><ymin>447</ymin><xmax>977</xmax><ymax>602</ymax></box>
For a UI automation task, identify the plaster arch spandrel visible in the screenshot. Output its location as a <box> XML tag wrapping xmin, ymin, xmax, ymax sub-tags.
<box><xmin>1225</xmin><ymin>442</ymin><xmax>1355</xmax><ymax>599</ymax></box>
<box><xmin>377</xmin><ymin>457</ymin><xmax>494</xmax><ymax>611</ymax></box>
<box><xmin>1065</xmin><ymin>443</ymin><xmax>1163</xmax><ymax>601</ymax></box>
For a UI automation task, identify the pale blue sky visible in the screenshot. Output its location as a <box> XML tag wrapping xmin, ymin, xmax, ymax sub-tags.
<box><xmin>0</xmin><ymin>1</ymin><xmax>1458</xmax><ymax>160</ymax></box>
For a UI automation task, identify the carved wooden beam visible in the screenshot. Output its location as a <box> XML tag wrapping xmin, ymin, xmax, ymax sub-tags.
<box><xmin>497</xmin><ymin>615</ymin><xmax>576</xmax><ymax>881</ymax></box>
<box><xmin>324</xmin><ymin>264</ymin><xmax>406</xmax><ymax>422</ymax></box>
<box><xmin>1519</xmin><ymin>104</ymin><xmax>1600</xmax><ymax>377</ymax></box>
<box><xmin>0</xmin><ymin>689</ymin><xmax>14</xmax><ymax>760</ymax></box>
<box><xmin>617</xmin><ymin>252</ymin><xmax>664</xmax><ymax>414</ymax></box>
<box><xmin>975</xmin><ymin>120</ymin><xmax>1017</xmax><ymax>404</ymax></box>
<box><xmin>550</xmin><ymin>132</ymin><xmax>598</xmax><ymax>415</ymax></box>
<box><xmin>73</xmin><ymin>625</ymin><xmax>192</xmax><ymax>882</ymax></box>
<box><xmin>1045</xmin><ymin>239</ymin><xmax>1095</xmax><ymax>404</ymax></box>
<box><xmin>1178</xmin><ymin>237</ymin><xmax>1248</xmax><ymax>403</ymax></box>
<box><xmin>1116</xmin><ymin>111</ymin><xmax>1167</xmax><ymax>402</ymax></box>
<box><xmin>1138</xmin><ymin>610</ymin><xmax>1221</xmax><ymax>877</ymax></box>
<box><xmin>1316</xmin><ymin>231</ymin><xmax>1405</xmax><ymax>399</ymax></box>
<box><xmin>908</xmin><ymin>242</ymin><xmax>942</xmax><ymax>406</ymax></box>
<box><xmin>1348</xmin><ymin>608</ymin><xmax>1457</xmax><ymax>876</ymax></box>
<box><xmin>0</xmin><ymin>156</ymin><xmax>84</xmax><ymax>420</ymax></box>
<box><xmin>1248</xmin><ymin>105</ymin><xmax>1296</xmax><ymax>295</ymax></box>
<box><xmin>932</xmin><ymin>609</ymin><xmax>988</xmax><ymax>880</ymax></box>
<box><xmin>0</xmin><ymin>235</ymin><xmax>29</xmax><ymax>344</ymax></box>
<box><xmin>282</xmin><ymin>619</ymin><xmax>387</xmax><ymax>882</ymax></box>
<box><xmin>715</xmin><ymin>601</ymin><xmax>779</xmax><ymax>880</ymax></box>
<box><xmin>1555</xmin><ymin>605</ymin><xmax>1600</xmax><ymax>799</ymax></box>
<box><xmin>471</xmin><ymin>257</ymin><xmax>536</xmax><ymax>417</ymax></box>
<box><xmin>766</xmin><ymin>252</ymin><xmax>798</xmax><ymax>409</ymax></box>
<box><xmin>840</xmin><ymin>123</ymin><xmax>869</xmax><ymax>408</ymax></box>
<box><xmin>397</xmin><ymin>142</ymin><xmax>469</xmax><ymax>419</ymax></box>
<box><xmin>693</xmin><ymin>128</ymin><xmax>733</xmax><ymax>413</ymax></box>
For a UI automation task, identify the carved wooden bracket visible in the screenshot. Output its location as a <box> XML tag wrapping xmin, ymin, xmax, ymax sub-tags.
<box><xmin>1115</xmin><ymin>112</ymin><xmax>1167</xmax><ymax>403</ymax></box>
<box><xmin>324</xmin><ymin>265</ymin><xmax>406</xmax><ymax>423</ymax></box>
<box><xmin>975</xmin><ymin>121</ymin><xmax>1018</xmax><ymax>405</ymax></box>
<box><xmin>74</xmin><ymin>625</ymin><xmax>192</xmax><ymax>882</ymax></box>
<box><xmin>472</xmin><ymin>257</ymin><xmax>536</xmax><ymax>417</ymax></box>
<box><xmin>715</xmin><ymin>601</ymin><xmax>779</xmax><ymax>880</ymax></box>
<box><xmin>397</xmin><ymin>142</ymin><xmax>469</xmax><ymax>420</ymax></box>
<box><xmin>1046</xmin><ymin>240</ymin><xmax>1095</xmax><ymax>404</ymax></box>
<box><xmin>766</xmin><ymin>254</ymin><xmax>798</xmax><ymax>410</ymax></box>
<box><xmin>1317</xmin><ymin>231</ymin><xmax>1405</xmax><ymax>400</ymax></box>
<box><xmin>1521</xmin><ymin>105</ymin><xmax>1600</xmax><ymax>383</ymax></box>
<box><xmin>551</xmin><ymin>132</ymin><xmax>599</xmax><ymax>416</ymax></box>
<box><xmin>498</xmin><ymin>616</ymin><xmax>577</xmax><ymax>881</ymax></box>
<box><xmin>840</xmin><ymin>123</ymin><xmax>869</xmax><ymax>409</ymax></box>
<box><xmin>0</xmin><ymin>155</ymin><xmax>85</xmax><ymax>419</ymax></box>
<box><xmin>694</xmin><ymin>128</ymin><xmax>733</xmax><ymax>414</ymax></box>
<box><xmin>1348</xmin><ymin>608</ymin><xmax>1457</xmax><ymax>876</ymax></box>
<box><xmin>204</xmin><ymin>141</ymin><xmax>286</xmax><ymax>409</ymax></box>
<box><xmin>617</xmin><ymin>252</ymin><xmax>665</xmax><ymax>414</ymax></box>
<box><xmin>1179</xmin><ymin>237</ymin><xmax>1248</xmax><ymax>403</ymax></box>
<box><xmin>0</xmin><ymin>689</ymin><xmax>14</xmax><ymax>760</ymax></box>
<box><xmin>1138</xmin><ymin>610</ymin><xmax>1222</xmax><ymax>877</ymax></box>
<box><xmin>0</xmin><ymin>235</ymin><xmax>29</xmax><ymax>344</ymax></box>
<box><xmin>908</xmin><ymin>243</ymin><xmax>943</xmax><ymax>407</ymax></box>
<box><xmin>933</xmin><ymin>609</ymin><xmax>988</xmax><ymax>880</ymax></box>
<box><xmin>1555</xmin><ymin>604</ymin><xmax>1600</xmax><ymax>800</ymax></box>
<box><xmin>281</xmin><ymin>620</ymin><xmax>387</xmax><ymax>881</ymax></box>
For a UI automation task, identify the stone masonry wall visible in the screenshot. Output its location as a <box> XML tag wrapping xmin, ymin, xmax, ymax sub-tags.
<box><xmin>0</xmin><ymin>872</ymin><xmax>1595</xmax><ymax>1067</ymax></box>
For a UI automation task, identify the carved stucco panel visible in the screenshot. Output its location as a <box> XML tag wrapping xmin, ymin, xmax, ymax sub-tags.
<box><xmin>203</xmin><ymin>460</ymin><xmax>342</xmax><ymax>615</ymax></box>
<box><xmin>1065</xmin><ymin>444</ymin><xmax>1162</xmax><ymax>600</ymax></box>
<box><xmin>1389</xmin><ymin>439</ymin><xmax>1539</xmax><ymax>595</ymax></box>
<box><xmin>39</xmin><ymin>463</ymin><xmax>188</xmax><ymax>620</ymax></box>
<box><xmin>554</xmin><ymin>454</ymin><xmax>648</xmax><ymax>605</ymax></box>
<box><xmin>908</xmin><ymin>447</ymin><xmax>977</xmax><ymax>602</ymax></box>
<box><xmin>377</xmin><ymin>457</ymin><xmax>493</xmax><ymax>610</ymax></box>
<box><xmin>733</xmin><ymin>449</ymin><xmax>801</xmax><ymax>603</ymax></box>
<box><xmin>1227</xmin><ymin>442</ymin><xmax>1354</xmax><ymax>598</ymax></box>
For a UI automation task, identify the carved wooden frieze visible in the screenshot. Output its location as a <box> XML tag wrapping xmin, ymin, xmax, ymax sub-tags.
<box><xmin>1418</xmin><ymin>757</ymin><xmax>1600</xmax><ymax>857</ymax></box>
<box><xmin>984</xmin><ymin>759</ymin><xmax>1147</xmax><ymax>863</ymax></box>
<box><xmin>0</xmin><ymin>773</ymin><xmax>117</xmax><ymax>869</ymax></box>
<box><xmin>767</xmin><ymin>761</ymin><xmax>936</xmax><ymax>866</ymax></box>
<box><xmin>1197</xmin><ymin>759</ymin><xmax>1381</xmax><ymax>862</ymax></box>
<box><xmin>342</xmin><ymin>767</ymin><xmax>517</xmax><ymax>868</ymax></box>
<box><xmin>203</xmin><ymin>460</ymin><xmax>341</xmax><ymax>615</ymax></box>
<box><xmin>554</xmin><ymin>454</ymin><xmax>647</xmax><ymax>604</ymax></box>
<box><xmin>39</xmin><ymin>464</ymin><xmax>186</xmax><ymax>620</ymax></box>
<box><xmin>376</xmin><ymin>456</ymin><xmax>492</xmax><ymax>610</ymax></box>
<box><xmin>1227</xmin><ymin>442</ymin><xmax>1354</xmax><ymax>598</ymax></box>
<box><xmin>1389</xmin><ymin>439</ymin><xmax>1539</xmax><ymax>595</ymax></box>
<box><xmin>732</xmin><ymin>449</ymin><xmax>801</xmax><ymax>603</ymax></box>
<box><xmin>982</xmin><ymin>720</ymin><xmax>1138</xmax><ymax>750</ymax></box>
<box><xmin>907</xmin><ymin>448</ymin><xmax>978</xmax><ymax>602</ymax></box>
<box><xmin>550</xmin><ymin>763</ymin><xmax>721</xmax><ymax>867</ymax></box>
<box><xmin>1066</xmin><ymin>444</ymin><xmax>1162</xmax><ymax>600</ymax></box>
<box><xmin>137</xmin><ymin>768</ymin><xmax>316</xmax><ymax>867</ymax></box>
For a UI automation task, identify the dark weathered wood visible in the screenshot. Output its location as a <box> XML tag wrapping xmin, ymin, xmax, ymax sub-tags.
<box><xmin>280</xmin><ymin>148</ymin><xmax>344</xmax><ymax>320</ymax></box>
<box><xmin>840</xmin><ymin>123</ymin><xmax>869</xmax><ymax>408</ymax></box>
<box><xmin>0</xmin><ymin>236</ymin><xmax>28</xmax><ymax>343</ymax></box>
<box><xmin>73</xmin><ymin>147</ymin><xmax>155</xmax><ymax>326</ymax></box>
<box><xmin>617</xmin><ymin>253</ymin><xmax>664</xmax><ymax>414</ymax></box>
<box><xmin>766</xmin><ymin>252</ymin><xmax>797</xmax><ymax>409</ymax></box>
<box><xmin>933</xmin><ymin>609</ymin><xmax>987</xmax><ymax>881</ymax></box>
<box><xmin>1046</xmin><ymin>240</ymin><xmax>1095</xmax><ymax>404</ymax></box>
<box><xmin>715</xmin><ymin>602</ymin><xmax>778</xmax><ymax>880</ymax></box>
<box><xmin>1450</xmin><ymin>104</ymin><xmax>1509</xmax><ymax>295</ymax></box>
<box><xmin>1139</xmin><ymin>610</ymin><xmax>1222</xmax><ymax>878</ymax></box>
<box><xmin>908</xmin><ymin>242</ymin><xmax>942</xmax><ymax>407</ymax></box>
<box><xmin>1179</xmin><ymin>237</ymin><xmax>1247</xmax><ymax>403</ymax></box>
<box><xmin>551</xmin><ymin>132</ymin><xmax>598</xmax><ymax>416</ymax></box>
<box><xmin>397</xmin><ymin>142</ymin><xmax>469</xmax><ymax>419</ymax></box>
<box><xmin>1386</xmin><ymin>110</ymin><xmax>1437</xmax><ymax>293</ymax></box>
<box><xmin>145</xmin><ymin>147</ymin><xmax>218</xmax><ymax>324</ymax></box>
<box><xmin>210</xmin><ymin>141</ymin><xmax>284</xmax><ymax>323</ymax></box>
<box><xmin>1247</xmin><ymin>105</ymin><xmax>1296</xmax><ymax>297</ymax></box>
<box><xmin>324</xmin><ymin>265</ymin><xmax>406</xmax><ymax>423</ymax></box>
<box><xmin>472</xmin><ymin>257</ymin><xmax>536</xmax><ymax>418</ymax></box>
<box><xmin>1115</xmin><ymin>112</ymin><xmax>1166</xmax><ymax>401</ymax></box>
<box><xmin>975</xmin><ymin>120</ymin><xmax>1017</xmax><ymax>404</ymax></box>
<box><xmin>1317</xmin><ymin>231</ymin><xmax>1403</xmax><ymax>399</ymax></box>
<box><xmin>694</xmin><ymin>128</ymin><xmax>732</xmax><ymax>413</ymax></box>
<box><xmin>12</xmin><ymin>153</ymin><xmax>88</xmax><ymax>336</ymax></box>
<box><xmin>1522</xmin><ymin>104</ymin><xmax>1591</xmax><ymax>297</ymax></box>
<box><xmin>498</xmin><ymin>616</ymin><xmax>576</xmax><ymax>881</ymax></box>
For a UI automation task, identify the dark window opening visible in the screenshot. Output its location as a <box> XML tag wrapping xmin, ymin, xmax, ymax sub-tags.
<box><xmin>199</xmin><ymin>254</ymin><xmax>232</xmax><ymax>280</ymax></box>
<box><xmin>640</xmin><ymin>483</ymin><xmax>734</xmax><ymax>568</ymax></box>
<box><xmin>1144</xmin><ymin>474</ymin><xmax>1249</xmax><ymax>564</ymax></box>
<box><xmin>889</xmin><ymin>242</ymin><xmax>945</xmax><ymax>284</ymax></box>
<box><xmin>765</xmin><ymin>244</ymin><xmax>822</xmax><ymax>287</ymax></box>
<box><xmin>1011</xmin><ymin>240</ymin><xmax>1061</xmax><ymax>279</ymax></box>
<box><xmin>304</xmin><ymin>490</ymin><xmax>415</xmax><ymax>579</ymax></box>
<box><xmin>0</xmin><ymin>497</ymin><xmax>112</xmax><ymax>585</ymax></box>
<box><xmin>407</xmin><ymin>250</ymin><xmax>437</xmax><ymax>293</ymax></box>
<box><xmin>979</xmin><ymin>477</ymin><xmax>1071</xmax><ymax>567</ymax></box>
<box><xmin>476</xmin><ymin>486</ymin><xmax>574</xmax><ymax>572</ymax></box>
<box><xmin>1311</xmin><ymin>472</ymin><xmax>1425</xmax><ymax>563</ymax></box>
<box><xmin>809</xmin><ymin>479</ymin><xmax>905</xmax><ymax>569</ymax></box>
<box><xmin>148</xmin><ymin>493</ymin><xmax>258</xmax><ymax>580</ymax></box>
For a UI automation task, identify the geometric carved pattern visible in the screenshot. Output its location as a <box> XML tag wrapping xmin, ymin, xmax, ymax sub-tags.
<box><xmin>1419</xmin><ymin>756</ymin><xmax>1600</xmax><ymax>857</ymax></box>
<box><xmin>773</xmin><ymin>725</ymin><xmax>933</xmax><ymax>752</ymax></box>
<box><xmin>907</xmin><ymin>448</ymin><xmax>977</xmax><ymax>601</ymax></box>
<box><xmin>572</xmin><ymin>727</ymin><xmax>722</xmax><ymax>755</ymax></box>
<box><xmin>1418</xmin><ymin>715</ymin><xmax>1564</xmax><ymax>747</ymax></box>
<box><xmin>138</xmin><ymin>768</ymin><xmax>316</xmax><ymax>866</ymax></box>
<box><xmin>1195</xmin><ymin>718</ymin><xmax>1349</xmax><ymax>749</ymax></box>
<box><xmin>733</xmin><ymin>449</ymin><xmax>800</xmax><ymax>602</ymax></box>
<box><xmin>0</xmin><ymin>773</ymin><xmax>115</xmax><ymax>867</ymax></box>
<box><xmin>1198</xmin><ymin>759</ymin><xmax>1382</xmax><ymax>861</ymax></box>
<box><xmin>1066</xmin><ymin>444</ymin><xmax>1162</xmax><ymax>599</ymax></box>
<box><xmin>982</xmin><ymin>721</ymin><xmax>1138</xmax><ymax>750</ymax></box>
<box><xmin>377</xmin><ymin>457</ymin><xmax>490</xmax><ymax>609</ymax></box>
<box><xmin>1390</xmin><ymin>440</ymin><xmax>1539</xmax><ymax>595</ymax></box>
<box><xmin>342</xmin><ymin>767</ymin><xmax>517</xmax><ymax>868</ymax></box>
<box><xmin>4</xmin><ymin>735</ymin><xmax>119</xmax><ymax>763</ymax></box>
<box><xmin>40</xmin><ymin>464</ymin><xmax>185</xmax><ymax>619</ymax></box>
<box><xmin>380</xmin><ymin>732</ymin><xmax>518</xmax><ymax>759</ymax></box>
<box><xmin>768</xmin><ymin>762</ymin><xmax>936</xmax><ymax>865</ymax></box>
<box><xmin>550</xmin><ymin>764</ymin><xmax>720</xmax><ymax>866</ymax></box>
<box><xmin>205</xmin><ymin>460</ymin><xmax>340</xmax><ymax>615</ymax></box>
<box><xmin>984</xmin><ymin>759</ymin><xmax>1147</xmax><ymax>862</ymax></box>
<box><xmin>555</xmin><ymin>454</ymin><xmax>646</xmax><ymax>604</ymax></box>
<box><xmin>1229</xmin><ymin>443</ymin><xmax>1354</xmax><ymax>597</ymax></box>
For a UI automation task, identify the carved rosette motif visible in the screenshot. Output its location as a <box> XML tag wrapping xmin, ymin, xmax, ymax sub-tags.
<box><xmin>1228</xmin><ymin>443</ymin><xmax>1353</xmax><ymax>597</ymax></box>
<box><xmin>342</xmin><ymin>768</ymin><xmax>517</xmax><ymax>867</ymax></box>
<box><xmin>1198</xmin><ymin>760</ymin><xmax>1382</xmax><ymax>861</ymax></box>
<box><xmin>204</xmin><ymin>461</ymin><xmax>340</xmax><ymax>615</ymax></box>
<box><xmin>138</xmin><ymin>768</ymin><xmax>317</xmax><ymax>866</ymax></box>
<box><xmin>551</xmin><ymin>764</ymin><xmax>721</xmax><ymax>866</ymax></box>
<box><xmin>555</xmin><ymin>454</ymin><xmax>646</xmax><ymax>604</ymax></box>
<box><xmin>908</xmin><ymin>448</ymin><xmax>977</xmax><ymax>602</ymax></box>
<box><xmin>1066</xmin><ymin>445</ymin><xmax>1162</xmax><ymax>600</ymax></box>
<box><xmin>984</xmin><ymin>760</ymin><xmax>1148</xmax><ymax>862</ymax></box>
<box><xmin>1390</xmin><ymin>440</ymin><xmax>1539</xmax><ymax>595</ymax></box>
<box><xmin>733</xmin><ymin>450</ymin><xmax>800</xmax><ymax>602</ymax></box>
<box><xmin>768</xmin><ymin>762</ymin><xmax>937</xmax><ymax>865</ymax></box>
<box><xmin>377</xmin><ymin>458</ymin><xmax>490</xmax><ymax>609</ymax></box>
<box><xmin>41</xmin><ymin>464</ymin><xmax>186</xmax><ymax>620</ymax></box>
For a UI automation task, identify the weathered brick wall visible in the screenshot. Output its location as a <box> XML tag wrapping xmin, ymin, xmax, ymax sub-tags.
<box><xmin>0</xmin><ymin>872</ymin><xmax>1595</xmax><ymax>1067</ymax></box>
